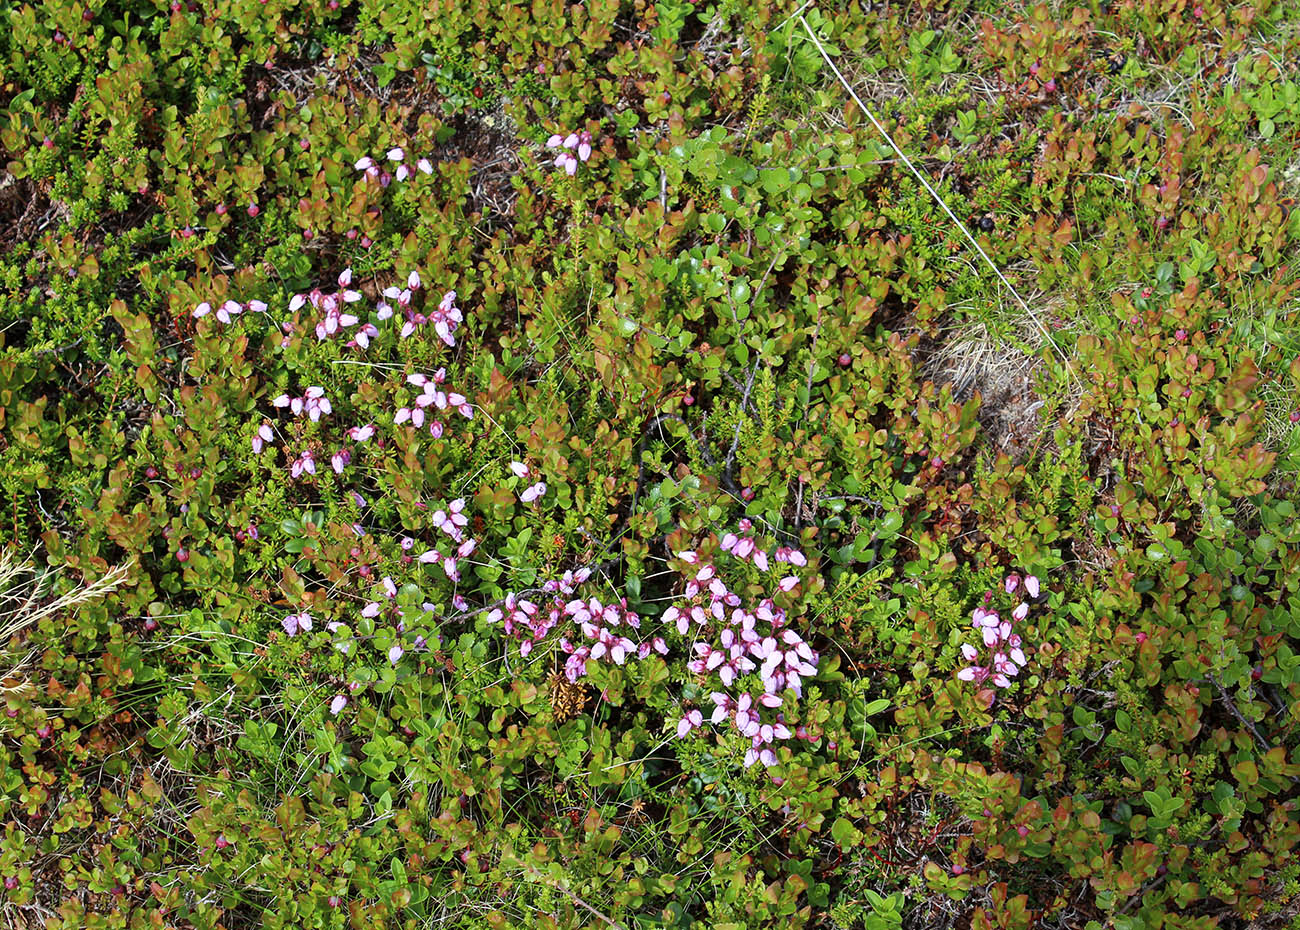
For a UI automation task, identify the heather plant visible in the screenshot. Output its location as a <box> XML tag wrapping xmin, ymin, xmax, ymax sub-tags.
<box><xmin>3</xmin><ymin>0</ymin><xmax>1300</xmax><ymax>926</ymax></box>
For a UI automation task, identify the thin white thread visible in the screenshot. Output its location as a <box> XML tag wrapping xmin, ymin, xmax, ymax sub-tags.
<box><xmin>796</xmin><ymin>12</ymin><xmax>1079</xmax><ymax>385</ymax></box>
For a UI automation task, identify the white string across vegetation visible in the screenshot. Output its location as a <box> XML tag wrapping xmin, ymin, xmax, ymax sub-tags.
<box><xmin>796</xmin><ymin>11</ymin><xmax>1080</xmax><ymax>387</ymax></box>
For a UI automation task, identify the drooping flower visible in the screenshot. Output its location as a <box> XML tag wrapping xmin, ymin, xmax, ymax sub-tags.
<box><xmin>282</xmin><ymin>611</ymin><xmax>313</xmax><ymax>636</ymax></box>
<box><xmin>675</xmin><ymin>709</ymin><xmax>703</xmax><ymax>739</ymax></box>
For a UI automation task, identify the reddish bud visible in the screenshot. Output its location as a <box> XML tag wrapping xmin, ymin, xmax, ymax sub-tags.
<box><xmin>1043</xmin><ymin>79</ymin><xmax>1057</xmax><ymax>93</ymax></box>
<box><xmin>145</xmin><ymin>466</ymin><xmax>159</xmax><ymax>478</ymax></box>
<box><xmin>1017</xmin><ymin>825</ymin><xmax>1029</xmax><ymax>837</ymax></box>
<box><xmin>176</xmin><ymin>548</ymin><xmax>189</xmax><ymax>562</ymax></box>
<box><xmin>682</xmin><ymin>394</ymin><xmax>694</xmax><ymax>406</ymax></box>
<box><xmin>215</xmin><ymin>203</ymin><xmax>227</xmax><ymax>215</ymax></box>
<box><xmin>36</xmin><ymin>725</ymin><xmax>51</xmax><ymax>738</ymax></box>
<box><xmin>247</xmin><ymin>203</ymin><xmax>260</xmax><ymax>217</ymax></box>
<box><xmin>1136</xmin><ymin>632</ymin><xmax>1148</xmax><ymax>644</ymax></box>
<box><xmin>144</xmin><ymin>618</ymin><xmax>158</xmax><ymax>632</ymax></box>
<box><xmin>838</xmin><ymin>353</ymin><xmax>851</xmax><ymax>367</ymax></box>
<box><xmin>741</xmin><ymin>487</ymin><xmax>754</xmax><ymax>501</ymax></box>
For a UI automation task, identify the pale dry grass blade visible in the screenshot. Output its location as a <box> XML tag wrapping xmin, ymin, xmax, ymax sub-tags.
<box><xmin>0</xmin><ymin>550</ymin><xmax>134</xmax><ymax>687</ymax></box>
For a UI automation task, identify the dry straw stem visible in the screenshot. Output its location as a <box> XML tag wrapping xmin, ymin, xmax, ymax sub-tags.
<box><xmin>1</xmin><ymin>549</ymin><xmax>134</xmax><ymax>687</ymax></box>
<box><xmin>795</xmin><ymin>10</ymin><xmax>1082</xmax><ymax>393</ymax></box>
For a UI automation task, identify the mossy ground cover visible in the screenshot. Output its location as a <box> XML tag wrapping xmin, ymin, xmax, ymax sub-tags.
<box><xmin>2</xmin><ymin>0</ymin><xmax>1300</xmax><ymax>927</ymax></box>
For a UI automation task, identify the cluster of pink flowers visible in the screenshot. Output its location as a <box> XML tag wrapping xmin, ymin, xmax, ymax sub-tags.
<box><xmin>354</xmin><ymin>147</ymin><xmax>434</xmax><ymax>186</ymax></box>
<box><xmin>288</xmin><ymin>268</ymin><xmax>363</xmax><ymax>341</ymax></box>
<box><xmin>201</xmin><ymin>262</ymin><xmax>464</xmax><ymax>355</ymax></box>
<box><xmin>483</xmin><ymin>567</ymin><xmax>664</xmax><ymax>672</ymax></box>
<box><xmin>956</xmin><ymin>573</ymin><xmax>1040</xmax><ymax>689</ymax></box>
<box><xmin>289</xmin><ymin>449</ymin><xmax>318</xmax><ymax>478</ymax></box>
<box><xmin>192</xmin><ymin>297</ymin><xmax>268</xmax><ymax>324</ymax></box>
<box><xmin>416</xmin><ymin>500</ymin><xmax>475</xmax><ymax>583</ymax></box>
<box><xmin>272</xmin><ymin>386</ymin><xmax>332</xmax><ymax>421</ymax></box>
<box><xmin>377</xmin><ymin>281</ymin><xmax>462</xmax><ymax>345</ymax></box>
<box><xmin>395</xmin><ymin>369</ymin><xmax>474</xmax><ymax>436</ymax></box>
<box><xmin>546</xmin><ymin>131</ymin><xmax>594</xmax><ymax>175</ymax></box>
<box><xmin>558</xmin><ymin>596</ymin><xmax>669</xmax><ymax>676</ymax></box>
<box><xmin>663</xmin><ymin>531</ymin><xmax>819</xmax><ymax>768</ymax></box>
<box><xmin>509</xmin><ymin>461</ymin><xmax>547</xmax><ymax>504</ymax></box>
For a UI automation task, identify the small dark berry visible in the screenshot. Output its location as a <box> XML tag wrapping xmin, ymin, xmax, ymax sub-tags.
<box><xmin>979</xmin><ymin>216</ymin><xmax>994</xmax><ymax>232</ymax></box>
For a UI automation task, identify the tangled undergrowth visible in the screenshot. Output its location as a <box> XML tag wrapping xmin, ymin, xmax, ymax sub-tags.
<box><xmin>2</xmin><ymin>0</ymin><xmax>1300</xmax><ymax>927</ymax></box>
